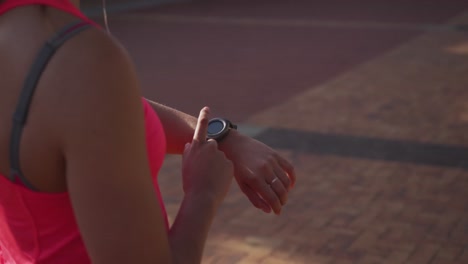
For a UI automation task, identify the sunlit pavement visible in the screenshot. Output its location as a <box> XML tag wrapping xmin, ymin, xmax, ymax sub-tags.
<box><xmin>85</xmin><ymin>1</ymin><xmax>468</xmax><ymax>263</ymax></box>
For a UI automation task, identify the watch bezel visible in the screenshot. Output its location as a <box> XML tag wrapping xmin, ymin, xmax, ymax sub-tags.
<box><xmin>207</xmin><ymin>118</ymin><xmax>227</xmax><ymax>137</ymax></box>
<box><xmin>206</xmin><ymin>118</ymin><xmax>235</xmax><ymax>141</ymax></box>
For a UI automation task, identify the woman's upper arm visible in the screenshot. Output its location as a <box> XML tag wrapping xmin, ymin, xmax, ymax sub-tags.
<box><xmin>56</xmin><ymin>30</ymin><xmax>171</xmax><ymax>263</ymax></box>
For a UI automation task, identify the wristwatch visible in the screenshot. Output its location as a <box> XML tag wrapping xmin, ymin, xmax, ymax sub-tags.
<box><xmin>207</xmin><ymin>118</ymin><xmax>237</xmax><ymax>142</ymax></box>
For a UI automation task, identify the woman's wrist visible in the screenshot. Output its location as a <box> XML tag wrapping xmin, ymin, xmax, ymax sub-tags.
<box><xmin>218</xmin><ymin>129</ymin><xmax>243</xmax><ymax>159</ymax></box>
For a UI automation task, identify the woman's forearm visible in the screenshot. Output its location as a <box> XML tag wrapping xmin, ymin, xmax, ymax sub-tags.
<box><xmin>168</xmin><ymin>193</ymin><xmax>219</xmax><ymax>264</ymax></box>
<box><xmin>145</xmin><ymin>98</ymin><xmax>241</xmax><ymax>156</ymax></box>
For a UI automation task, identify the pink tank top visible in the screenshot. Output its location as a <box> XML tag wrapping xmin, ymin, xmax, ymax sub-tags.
<box><xmin>0</xmin><ymin>1</ymin><xmax>169</xmax><ymax>263</ymax></box>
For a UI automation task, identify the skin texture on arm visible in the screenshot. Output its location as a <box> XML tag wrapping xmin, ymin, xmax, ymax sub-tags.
<box><xmin>55</xmin><ymin>27</ymin><xmax>225</xmax><ymax>264</ymax></box>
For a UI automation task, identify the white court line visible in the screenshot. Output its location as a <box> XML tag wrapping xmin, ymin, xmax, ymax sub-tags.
<box><xmin>111</xmin><ymin>13</ymin><xmax>464</xmax><ymax>32</ymax></box>
<box><xmin>82</xmin><ymin>0</ymin><xmax>189</xmax><ymax>17</ymax></box>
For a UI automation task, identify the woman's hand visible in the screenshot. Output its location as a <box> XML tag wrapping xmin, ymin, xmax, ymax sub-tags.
<box><xmin>182</xmin><ymin>107</ymin><xmax>234</xmax><ymax>206</ymax></box>
<box><xmin>220</xmin><ymin>132</ymin><xmax>296</xmax><ymax>215</ymax></box>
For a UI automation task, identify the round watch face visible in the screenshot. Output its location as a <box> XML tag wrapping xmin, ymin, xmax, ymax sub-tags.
<box><xmin>207</xmin><ymin>119</ymin><xmax>226</xmax><ymax>136</ymax></box>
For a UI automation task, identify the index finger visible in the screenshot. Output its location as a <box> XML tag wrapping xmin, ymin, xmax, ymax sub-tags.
<box><xmin>193</xmin><ymin>106</ymin><xmax>210</xmax><ymax>143</ymax></box>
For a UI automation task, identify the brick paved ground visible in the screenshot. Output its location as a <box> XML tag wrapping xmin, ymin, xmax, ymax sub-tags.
<box><xmin>97</xmin><ymin>1</ymin><xmax>468</xmax><ymax>263</ymax></box>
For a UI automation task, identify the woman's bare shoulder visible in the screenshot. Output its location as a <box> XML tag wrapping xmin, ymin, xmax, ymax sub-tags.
<box><xmin>50</xmin><ymin>25</ymin><xmax>139</xmax><ymax>96</ymax></box>
<box><xmin>40</xmin><ymin>24</ymin><xmax>144</xmax><ymax>146</ymax></box>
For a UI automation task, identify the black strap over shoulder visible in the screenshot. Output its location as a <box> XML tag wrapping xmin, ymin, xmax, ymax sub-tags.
<box><xmin>8</xmin><ymin>20</ymin><xmax>92</xmax><ymax>190</ymax></box>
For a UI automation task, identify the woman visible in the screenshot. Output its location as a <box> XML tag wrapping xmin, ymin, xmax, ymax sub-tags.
<box><xmin>0</xmin><ymin>0</ymin><xmax>296</xmax><ymax>263</ymax></box>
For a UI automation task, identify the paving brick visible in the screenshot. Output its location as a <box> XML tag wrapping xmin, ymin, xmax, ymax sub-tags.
<box><xmin>407</xmin><ymin>243</ymin><xmax>441</xmax><ymax>263</ymax></box>
<box><xmin>259</xmin><ymin>258</ymin><xmax>296</xmax><ymax>264</ymax></box>
<box><xmin>458</xmin><ymin>247</ymin><xmax>468</xmax><ymax>262</ymax></box>
<box><xmin>349</xmin><ymin>231</ymin><xmax>379</xmax><ymax>252</ymax></box>
<box><xmin>204</xmin><ymin>252</ymin><xmax>247</xmax><ymax>264</ymax></box>
<box><xmin>267</xmin><ymin>241</ymin><xmax>299</xmax><ymax>260</ymax></box>
<box><xmin>359</xmin><ymin>255</ymin><xmax>387</xmax><ymax>264</ymax></box>
<box><xmin>383</xmin><ymin>249</ymin><xmax>412</xmax><ymax>264</ymax></box>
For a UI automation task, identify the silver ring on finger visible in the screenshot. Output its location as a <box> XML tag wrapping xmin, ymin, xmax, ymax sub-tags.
<box><xmin>269</xmin><ymin>177</ymin><xmax>279</xmax><ymax>186</ymax></box>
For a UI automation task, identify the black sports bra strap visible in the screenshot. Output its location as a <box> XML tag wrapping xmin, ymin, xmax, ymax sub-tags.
<box><xmin>9</xmin><ymin>20</ymin><xmax>92</xmax><ymax>190</ymax></box>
